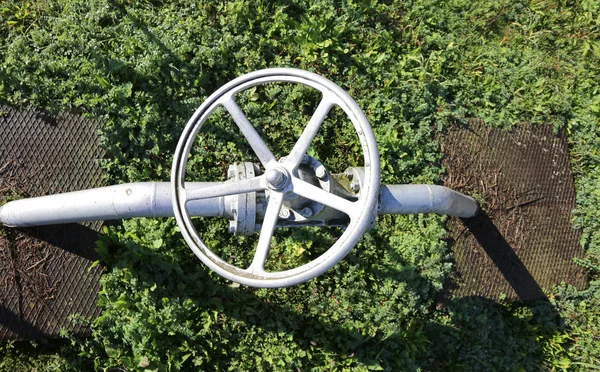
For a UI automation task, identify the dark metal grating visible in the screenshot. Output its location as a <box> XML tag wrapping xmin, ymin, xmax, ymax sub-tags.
<box><xmin>441</xmin><ymin>120</ymin><xmax>586</xmax><ymax>301</ymax></box>
<box><xmin>0</xmin><ymin>105</ymin><xmax>105</xmax><ymax>340</ymax></box>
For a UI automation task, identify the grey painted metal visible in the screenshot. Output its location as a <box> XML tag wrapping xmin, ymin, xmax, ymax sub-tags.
<box><xmin>0</xmin><ymin>181</ymin><xmax>479</xmax><ymax>227</ymax></box>
<box><xmin>171</xmin><ymin>68</ymin><xmax>380</xmax><ymax>288</ymax></box>
<box><xmin>345</xmin><ymin>166</ymin><xmax>479</xmax><ymax>219</ymax></box>
<box><xmin>278</xmin><ymin>155</ymin><xmax>332</xmax><ymax>223</ymax></box>
<box><xmin>0</xmin><ymin>68</ymin><xmax>481</xmax><ymax>289</ymax></box>
<box><xmin>227</xmin><ymin>162</ymin><xmax>258</xmax><ymax>236</ymax></box>
<box><xmin>378</xmin><ymin>184</ymin><xmax>479</xmax><ymax>218</ymax></box>
<box><xmin>0</xmin><ymin>182</ymin><xmax>226</xmax><ymax>227</ymax></box>
<box><xmin>221</xmin><ymin>99</ymin><xmax>277</xmax><ymax>168</ymax></box>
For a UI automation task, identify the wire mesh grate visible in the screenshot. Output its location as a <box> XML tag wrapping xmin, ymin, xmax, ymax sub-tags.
<box><xmin>441</xmin><ymin>120</ymin><xmax>586</xmax><ymax>301</ymax></box>
<box><xmin>0</xmin><ymin>105</ymin><xmax>105</xmax><ymax>340</ymax></box>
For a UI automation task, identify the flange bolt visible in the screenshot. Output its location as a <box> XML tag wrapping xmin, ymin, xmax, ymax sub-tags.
<box><xmin>301</xmin><ymin>207</ymin><xmax>313</xmax><ymax>218</ymax></box>
<box><xmin>279</xmin><ymin>208</ymin><xmax>291</xmax><ymax>219</ymax></box>
<box><xmin>315</xmin><ymin>166</ymin><xmax>327</xmax><ymax>180</ymax></box>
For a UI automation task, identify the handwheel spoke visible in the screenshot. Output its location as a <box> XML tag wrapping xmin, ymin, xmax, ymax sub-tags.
<box><xmin>221</xmin><ymin>97</ymin><xmax>276</xmax><ymax>167</ymax></box>
<box><xmin>290</xmin><ymin>178</ymin><xmax>356</xmax><ymax>217</ymax></box>
<box><xmin>184</xmin><ymin>177</ymin><xmax>265</xmax><ymax>201</ymax></box>
<box><xmin>287</xmin><ymin>97</ymin><xmax>335</xmax><ymax>168</ymax></box>
<box><xmin>248</xmin><ymin>191</ymin><xmax>284</xmax><ymax>272</ymax></box>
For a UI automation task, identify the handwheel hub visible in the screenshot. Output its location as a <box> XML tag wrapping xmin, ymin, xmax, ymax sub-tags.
<box><xmin>265</xmin><ymin>167</ymin><xmax>289</xmax><ymax>190</ymax></box>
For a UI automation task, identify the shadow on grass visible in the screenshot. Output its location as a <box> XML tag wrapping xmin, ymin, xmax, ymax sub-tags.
<box><xmin>423</xmin><ymin>295</ymin><xmax>564</xmax><ymax>370</ymax></box>
<box><xmin>94</xmin><ymin>229</ymin><xmax>426</xmax><ymax>370</ymax></box>
<box><xmin>91</xmin><ymin>214</ymin><xmax>566</xmax><ymax>370</ymax></box>
<box><xmin>367</xmin><ymin>211</ymin><xmax>565</xmax><ymax>369</ymax></box>
<box><xmin>421</xmin><ymin>211</ymin><xmax>565</xmax><ymax>370</ymax></box>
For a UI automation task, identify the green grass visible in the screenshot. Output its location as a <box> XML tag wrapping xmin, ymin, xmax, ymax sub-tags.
<box><xmin>0</xmin><ymin>0</ymin><xmax>599</xmax><ymax>370</ymax></box>
<box><xmin>0</xmin><ymin>339</ymin><xmax>91</xmax><ymax>371</ymax></box>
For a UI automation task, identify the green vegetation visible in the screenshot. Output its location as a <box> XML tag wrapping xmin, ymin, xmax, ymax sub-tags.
<box><xmin>1</xmin><ymin>0</ymin><xmax>599</xmax><ymax>370</ymax></box>
<box><xmin>0</xmin><ymin>339</ymin><xmax>90</xmax><ymax>371</ymax></box>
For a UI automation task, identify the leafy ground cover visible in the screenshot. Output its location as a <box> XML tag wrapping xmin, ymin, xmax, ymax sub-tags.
<box><xmin>1</xmin><ymin>0</ymin><xmax>599</xmax><ymax>370</ymax></box>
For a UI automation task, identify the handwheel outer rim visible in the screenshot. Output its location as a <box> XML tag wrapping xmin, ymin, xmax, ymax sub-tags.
<box><xmin>171</xmin><ymin>68</ymin><xmax>380</xmax><ymax>288</ymax></box>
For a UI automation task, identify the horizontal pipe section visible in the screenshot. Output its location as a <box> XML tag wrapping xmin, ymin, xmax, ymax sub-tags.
<box><xmin>1</xmin><ymin>182</ymin><xmax>479</xmax><ymax>227</ymax></box>
<box><xmin>378</xmin><ymin>184</ymin><xmax>479</xmax><ymax>218</ymax></box>
<box><xmin>0</xmin><ymin>182</ymin><xmax>227</xmax><ymax>227</ymax></box>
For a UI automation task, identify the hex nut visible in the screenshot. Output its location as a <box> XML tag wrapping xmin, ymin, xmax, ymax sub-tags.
<box><xmin>279</xmin><ymin>208</ymin><xmax>291</xmax><ymax>219</ymax></box>
<box><xmin>315</xmin><ymin>166</ymin><xmax>327</xmax><ymax>180</ymax></box>
<box><xmin>301</xmin><ymin>207</ymin><xmax>313</xmax><ymax>218</ymax></box>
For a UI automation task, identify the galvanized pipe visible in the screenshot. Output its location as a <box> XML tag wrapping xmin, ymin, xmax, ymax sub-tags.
<box><xmin>378</xmin><ymin>184</ymin><xmax>479</xmax><ymax>218</ymax></box>
<box><xmin>0</xmin><ymin>182</ymin><xmax>227</xmax><ymax>227</ymax></box>
<box><xmin>0</xmin><ymin>183</ymin><xmax>479</xmax><ymax>227</ymax></box>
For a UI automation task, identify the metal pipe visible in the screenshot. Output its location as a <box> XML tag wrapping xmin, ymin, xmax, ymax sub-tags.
<box><xmin>1</xmin><ymin>182</ymin><xmax>479</xmax><ymax>227</ymax></box>
<box><xmin>378</xmin><ymin>184</ymin><xmax>479</xmax><ymax>218</ymax></box>
<box><xmin>0</xmin><ymin>182</ymin><xmax>226</xmax><ymax>227</ymax></box>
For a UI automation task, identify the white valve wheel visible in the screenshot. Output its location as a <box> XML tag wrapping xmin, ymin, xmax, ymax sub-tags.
<box><xmin>171</xmin><ymin>68</ymin><xmax>380</xmax><ymax>288</ymax></box>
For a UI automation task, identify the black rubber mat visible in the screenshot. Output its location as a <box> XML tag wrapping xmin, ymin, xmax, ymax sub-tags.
<box><xmin>0</xmin><ymin>105</ymin><xmax>105</xmax><ymax>340</ymax></box>
<box><xmin>441</xmin><ymin>120</ymin><xmax>586</xmax><ymax>301</ymax></box>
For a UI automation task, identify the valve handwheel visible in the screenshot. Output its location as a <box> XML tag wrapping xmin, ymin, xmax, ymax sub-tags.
<box><xmin>171</xmin><ymin>68</ymin><xmax>380</xmax><ymax>288</ymax></box>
